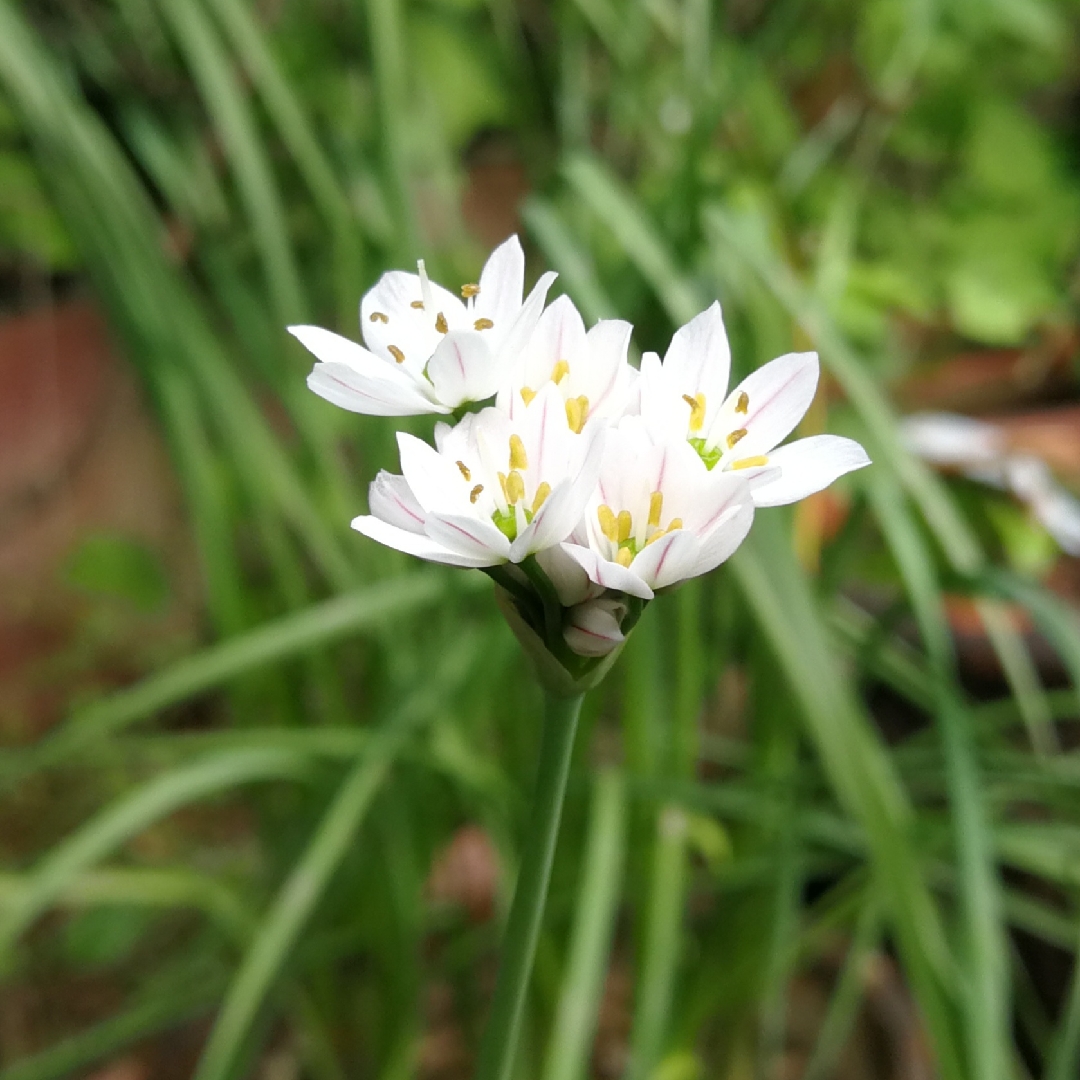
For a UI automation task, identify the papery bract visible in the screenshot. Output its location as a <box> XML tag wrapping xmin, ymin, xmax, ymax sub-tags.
<box><xmin>352</xmin><ymin>383</ymin><xmax>605</xmax><ymax>567</ymax></box>
<box><xmin>559</xmin><ymin>417</ymin><xmax>756</xmax><ymax>600</ymax></box>
<box><xmin>291</xmin><ymin>236</ymin><xmax>556</xmax><ymax>415</ymax></box>
<box><xmin>639</xmin><ymin>303</ymin><xmax>870</xmax><ymax>506</ymax></box>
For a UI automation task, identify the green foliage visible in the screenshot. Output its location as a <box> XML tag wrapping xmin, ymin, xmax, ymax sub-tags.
<box><xmin>1</xmin><ymin>0</ymin><xmax>1080</xmax><ymax>1077</ymax></box>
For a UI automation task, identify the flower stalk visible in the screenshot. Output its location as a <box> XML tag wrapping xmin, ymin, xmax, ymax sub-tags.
<box><xmin>474</xmin><ymin>689</ymin><xmax>585</xmax><ymax>1080</ymax></box>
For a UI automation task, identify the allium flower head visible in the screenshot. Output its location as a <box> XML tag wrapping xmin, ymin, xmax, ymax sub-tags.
<box><xmin>290</xmin><ymin>236</ymin><xmax>556</xmax><ymax>415</ymax></box>
<box><xmin>352</xmin><ymin>383</ymin><xmax>605</xmax><ymax>568</ymax></box>
<box><xmin>639</xmin><ymin>303</ymin><xmax>870</xmax><ymax>506</ymax></box>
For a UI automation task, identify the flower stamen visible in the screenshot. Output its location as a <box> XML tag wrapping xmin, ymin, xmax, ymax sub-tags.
<box><xmin>461</xmin><ymin>283</ymin><xmax>480</xmax><ymax>299</ymax></box>
<box><xmin>531</xmin><ymin>482</ymin><xmax>551</xmax><ymax>513</ymax></box>
<box><xmin>456</xmin><ymin>460</ymin><xmax>471</xmax><ymax>481</ymax></box>
<box><xmin>736</xmin><ymin>391</ymin><xmax>750</xmax><ymax>414</ymax></box>
<box><xmin>648</xmin><ymin>491</ymin><xmax>663</xmax><ymax>528</ymax></box>
<box><xmin>682</xmin><ymin>392</ymin><xmax>706</xmax><ymax>432</ymax></box>
<box><xmin>731</xmin><ymin>455</ymin><xmax>769</xmax><ymax>470</ymax></box>
<box><xmin>410</xmin><ymin>300</ymin><xmax>424</xmax><ymax>310</ymax></box>
<box><xmin>565</xmin><ymin>395</ymin><xmax>589</xmax><ymax>434</ymax></box>
<box><xmin>370</xmin><ymin>311</ymin><xmax>389</xmax><ymax>323</ymax></box>
<box><xmin>551</xmin><ymin>359</ymin><xmax>570</xmax><ymax>385</ymax></box>
<box><xmin>520</xmin><ymin>386</ymin><xmax>536</xmax><ymax>406</ymax></box>
<box><xmin>474</xmin><ymin>318</ymin><xmax>493</xmax><ymax>330</ymax></box>
<box><xmin>505</xmin><ymin>470</ymin><xmax>525</xmax><ymax>504</ymax></box>
<box><xmin>388</xmin><ymin>345</ymin><xmax>405</xmax><ymax>364</ymax></box>
<box><xmin>726</xmin><ymin>428</ymin><xmax>748</xmax><ymax>449</ymax></box>
<box><xmin>615</xmin><ymin>548</ymin><xmax>634</xmax><ymax>568</ymax></box>
<box><xmin>509</xmin><ymin>435</ymin><xmax>528</xmax><ymax>471</ymax></box>
<box><xmin>417</xmin><ymin>259</ymin><xmax>434</xmax><ymax>311</ymax></box>
<box><xmin>616</xmin><ymin>510</ymin><xmax>632</xmax><ymax>543</ymax></box>
<box><xmin>470</xmin><ymin>484</ymin><xmax>484</xmax><ymax>503</ymax></box>
<box><xmin>597</xmin><ymin>504</ymin><xmax>618</xmax><ymax>542</ymax></box>
<box><xmin>435</xmin><ymin>312</ymin><xmax>449</xmax><ymax>334</ymax></box>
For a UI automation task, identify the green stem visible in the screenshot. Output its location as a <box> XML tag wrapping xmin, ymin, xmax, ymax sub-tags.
<box><xmin>475</xmin><ymin>690</ymin><xmax>585</xmax><ymax>1080</ymax></box>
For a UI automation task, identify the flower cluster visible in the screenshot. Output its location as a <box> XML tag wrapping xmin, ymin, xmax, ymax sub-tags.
<box><xmin>291</xmin><ymin>237</ymin><xmax>870</xmax><ymax>689</ymax></box>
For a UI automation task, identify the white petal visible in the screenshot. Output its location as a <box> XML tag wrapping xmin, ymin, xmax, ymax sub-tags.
<box><xmin>520</xmin><ymin>381</ymin><xmax>574</xmax><ymax>484</ymax></box>
<box><xmin>535</xmin><ymin>545</ymin><xmax>597</xmax><ymax>606</ymax></box>
<box><xmin>306</xmin><ymin>363</ymin><xmax>445</xmax><ymax>416</ymax></box>
<box><xmin>425</xmin><ymin>331</ymin><xmax>498</xmax><ymax>407</ymax></box>
<box><xmin>360</xmin><ymin>270</ymin><xmax>465</xmax><ymax>368</ymax></box>
<box><xmin>627</xmin><ymin>528</ymin><xmax>701</xmax><ymax>591</ymax></box>
<box><xmin>901</xmin><ymin>412</ymin><xmax>1004</xmax><ymax>468</ymax></box>
<box><xmin>352</xmin><ymin>515</ymin><xmax>492</xmax><ymax>567</ymax></box>
<box><xmin>511</xmin><ymin>424</ymin><xmax>606</xmax><ymax>560</ymax></box>
<box><xmin>691</xmin><ymin>500</ymin><xmax>755</xmax><ymax>575</ymax></box>
<box><xmin>476</xmin><ymin>235</ymin><xmax>526</xmax><ymax>330</ymax></box>
<box><xmin>560</xmin><ymin>542</ymin><xmax>655</xmax><ymax>600</ymax></box>
<box><xmin>662</xmin><ymin>302</ymin><xmax>732</xmax><ymax>403</ymax></box>
<box><xmin>424</xmin><ymin>512</ymin><xmax>511</xmax><ymax>563</ymax></box>
<box><xmin>750</xmin><ymin>435</ymin><xmax>870</xmax><ymax>507</ymax></box>
<box><xmin>564</xmin><ymin>599</ymin><xmax>625</xmax><ymax>657</ymax></box>
<box><xmin>725</xmin><ymin>351</ymin><xmax>819</xmax><ymax>458</ymax></box>
<box><xmin>368</xmin><ymin>471</ymin><xmax>426</xmax><ymax>534</ymax></box>
<box><xmin>583</xmin><ymin>318</ymin><xmax>633</xmax><ymax>419</ymax></box>
<box><xmin>397</xmin><ymin>432</ymin><xmax>472</xmax><ymax>515</ymax></box>
<box><xmin>493</xmin><ymin>270</ymin><xmax>558</xmax><ymax>368</ymax></box>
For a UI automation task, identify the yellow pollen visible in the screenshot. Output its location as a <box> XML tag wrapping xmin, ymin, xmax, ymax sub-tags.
<box><xmin>615</xmin><ymin>548</ymin><xmax>634</xmax><ymax>568</ymax></box>
<box><xmin>505</xmin><ymin>470</ymin><xmax>525</xmax><ymax>504</ymax></box>
<box><xmin>520</xmin><ymin>386</ymin><xmax>536</xmax><ymax>406</ymax></box>
<box><xmin>531</xmin><ymin>482</ymin><xmax>551</xmax><ymax>513</ymax></box>
<box><xmin>682</xmin><ymin>392</ymin><xmax>706</xmax><ymax>432</ymax></box>
<box><xmin>461</xmin><ymin>283</ymin><xmax>480</xmax><ymax>299</ymax></box>
<box><xmin>509</xmin><ymin>434</ymin><xmax>528</xmax><ymax>471</ymax></box>
<box><xmin>616</xmin><ymin>510</ymin><xmax>632</xmax><ymax>543</ymax></box>
<box><xmin>648</xmin><ymin>491</ymin><xmax>663</xmax><ymax>528</ymax></box>
<box><xmin>498</xmin><ymin>472</ymin><xmax>508</xmax><ymax>499</ymax></box>
<box><xmin>726</xmin><ymin>428</ymin><xmax>748</xmax><ymax>449</ymax></box>
<box><xmin>565</xmin><ymin>395</ymin><xmax>589</xmax><ymax>434</ymax></box>
<box><xmin>388</xmin><ymin>345</ymin><xmax>405</xmax><ymax>364</ymax></box>
<box><xmin>736</xmin><ymin>391</ymin><xmax>750</xmax><ymax>414</ymax></box>
<box><xmin>456</xmin><ymin>460</ymin><xmax>471</xmax><ymax>481</ymax></box>
<box><xmin>668</xmin><ymin>517</ymin><xmax>683</xmax><ymax>530</ymax></box>
<box><xmin>470</xmin><ymin>484</ymin><xmax>484</xmax><ymax>503</ymax></box>
<box><xmin>435</xmin><ymin>312</ymin><xmax>449</xmax><ymax>334</ymax></box>
<box><xmin>597</xmin><ymin>505</ymin><xmax>618</xmax><ymax>542</ymax></box>
<box><xmin>474</xmin><ymin>318</ymin><xmax>493</xmax><ymax>330</ymax></box>
<box><xmin>410</xmin><ymin>300</ymin><xmax>425</xmax><ymax>309</ymax></box>
<box><xmin>551</xmin><ymin>359</ymin><xmax>570</xmax><ymax>384</ymax></box>
<box><xmin>731</xmin><ymin>456</ymin><xmax>769</xmax><ymax>470</ymax></box>
<box><xmin>370</xmin><ymin>311</ymin><xmax>389</xmax><ymax>323</ymax></box>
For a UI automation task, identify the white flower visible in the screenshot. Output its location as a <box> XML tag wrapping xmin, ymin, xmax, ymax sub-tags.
<box><xmin>352</xmin><ymin>383</ymin><xmax>605</xmax><ymax>567</ymax></box>
<box><xmin>638</xmin><ymin>303</ymin><xmax>870</xmax><ymax>506</ymax></box>
<box><xmin>557</xmin><ymin>417</ymin><xmax>757</xmax><ymax>600</ymax></box>
<box><xmin>290</xmin><ymin>235</ymin><xmax>557</xmax><ymax>415</ymax></box>
<box><xmin>564</xmin><ymin>598</ymin><xmax>627</xmax><ymax>657</ymax></box>
<box><xmin>496</xmin><ymin>294</ymin><xmax>635</xmax><ymax>434</ymax></box>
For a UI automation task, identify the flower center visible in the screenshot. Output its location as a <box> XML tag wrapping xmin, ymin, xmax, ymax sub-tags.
<box><xmin>686</xmin><ymin>389</ymin><xmax>760</xmax><ymax>470</ymax></box>
<box><xmin>488</xmin><ymin>436</ymin><xmax>550</xmax><ymax>541</ymax></box>
<box><xmin>596</xmin><ymin>492</ymin><xmax>683</xmax><ymax>567</ymax></box>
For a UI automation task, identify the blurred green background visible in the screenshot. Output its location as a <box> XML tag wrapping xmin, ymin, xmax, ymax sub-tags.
<box><xmin>2</xmin><ymin>1</ymin><xmax>1080</xmax><ymax>1078</ymax></box>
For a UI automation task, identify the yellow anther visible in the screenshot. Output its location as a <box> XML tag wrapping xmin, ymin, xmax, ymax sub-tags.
<box><xmin>498</xmin><ymin>472</ymin><xmax>508</xmax><ymax>500</ymax></box>
<box><xmin>615</xmin><ymin>547</ymin><xmax>634</xmax><ymax>568</ymax></box>
<box><xmin>520</xmin><ymin>386</ymin><xmax>536</xmax><ymax>406</ymax></box>
<box><xmin>648</xmin><ymin>491</ymin><xmax>664</xmax><ymax>528</ymax></box>
<box><xmin>474</xmin><ymin>318</ymin><xmax>494</xmax><ymax>330</ymax></box>
<box><xmin>370</xmin><ymin>311</ymin><xmax>389</xmax><ymax>323</ymax></box>
<box><xmin>616</xmin><ymin>510</ymin><xmax>632</xmax><ymax>543</ymax></box>
<box><xmin>461</xmin><ymin>283</ymin><xmax>480</xmax><ymax>299</ymax></box>
<box><xmin>726</xmin><ymin>428</ymin><xmax>748</xmax><ymax>450</ymax></box>
<box><xmin>731</xmin><ymin>456</ymin><xmax>769</xmax><ymax>470</ymax></box>
<box><xmin>682</xmin><ymin>392</ymin><xmax>706</xmax><ymax>432</ymax></box>
<box><xmin>565</xmin><ymin>395</ymin><xmax>589</xmax><ymax>434</ymax></box>
<box><xmin>668</xmin><ymin>517</ymin><xmax>683</xmax><ymax>530</ymax></box>
<box><xmin>456</xmin><ymin>460</ymin><xmax>471</xmax><ymax>481</ymax></box>
<box><xmin>388</xmin><ymin>345</ymin><xmax>405</xmax><ymax>364</ymax></box>
<box><xmin>531</xmin><ymin>482</ymin><xmax>551</xmax><ymax>513</ymax></box>
<box><xmin>551</xmin><ymin>359</ymin><xmax>570</xmax><ymax>384</ymax></box>
<box><xmin>410</xmin><ymin>300</ymin><xmax>425</xmax><ymax>310</ymax></box>
<box><xmin>736</xmin><ymin>391</ymin><xmax>749</xmax><ymax>414</ymax></box>
<box><xmin>435</xmin><ymin>312</ymin><xmax>449</xmax><ymax>334</ymax></box>
<box><xmin>597</xmin><ymin>505</ymin><xmax>618</xmax><ymax>542</ymax></box>
<box><xmin>505</xmin><ymin>470</ymin><xmax>525</xmax><ymax>504</ymax></box>
<box><xmin>509</xmin><ymin>434</ymin><xmax>528</xmax><ymax>471</ymax></box>
<box><xmin>470</xmin><ymin>484</ymin><xmax>484</xmax><ymax>503</ymax></box>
